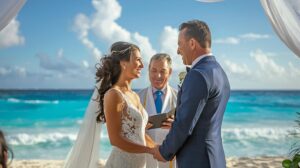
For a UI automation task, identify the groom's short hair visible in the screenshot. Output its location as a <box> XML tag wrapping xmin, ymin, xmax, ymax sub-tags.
<box><xmin>149</xmin><ymin>53</ymin><xmax>172</xmax><ymax>69</ymax></box>
<box><xmin>179</xmin><ymin>20</ymin><xmax>211</xmax><ymax>49</ymax></box>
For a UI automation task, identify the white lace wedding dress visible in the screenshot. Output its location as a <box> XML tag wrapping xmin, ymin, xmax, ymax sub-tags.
<box><xmin>105</xmin><ymin>89</ymin><xmax>148</xmax><ymax>168</ymax></box>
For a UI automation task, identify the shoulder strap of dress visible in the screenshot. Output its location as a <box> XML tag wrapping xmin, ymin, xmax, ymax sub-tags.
<box><xmin>109</xmin><ymin>88</ymin><xmax>121</xmax><ymax>93</ymax></box>
<box><xmin>108</xmin><ymin>88</ymin><xmax>124</xmax><ymax>98</ymax></box>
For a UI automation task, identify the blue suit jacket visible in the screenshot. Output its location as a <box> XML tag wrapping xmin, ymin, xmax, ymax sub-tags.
<box><xmin>159</xmin><ymin>56</ymin><xmax>230</xmax><ymax>168</ymax></box>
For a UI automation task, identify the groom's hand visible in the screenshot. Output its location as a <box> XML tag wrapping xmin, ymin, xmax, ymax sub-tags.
<box><xmin>153</xmin><ymin>145</ymin><xmax>167</xmax><ymax>162</ymax></box>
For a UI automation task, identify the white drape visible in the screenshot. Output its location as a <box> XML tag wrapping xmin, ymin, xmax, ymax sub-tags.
<box><xmin>63</xmin><ymin>85</ymin><xmax>102</xmax><ymax>168</ymax></box>
<box><xmin>0</xmin><ymin>0</ymin><xmax>26</xmax><ymax>31</ymax></box>
<box><xmin>260</xmin><ymin>0</ymin><xmax>300</xmax><ymax>58</ymax></box>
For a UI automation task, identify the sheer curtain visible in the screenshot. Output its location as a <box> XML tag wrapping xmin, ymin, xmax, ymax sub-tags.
<box><xmin>0</xmin><ymin>0</ymin><xmax>26</xmax><ymax>31</ymax></box>
<box><xmin>63</xmin><ymin>83</ymin><xmax>103</xmax><ymax>168</ymax></box>
<box><xmin>260</xmin><ymin>0</ymin><xmax>300</xmax><ymax>58</ymax></box>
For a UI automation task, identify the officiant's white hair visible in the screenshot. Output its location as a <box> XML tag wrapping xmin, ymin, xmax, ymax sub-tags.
<box><xmin>149</xmin><ymin>53</ymin><xmax>172</xmax><ymax>69</ymax></box>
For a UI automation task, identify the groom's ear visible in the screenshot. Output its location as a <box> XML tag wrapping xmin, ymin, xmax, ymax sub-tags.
<box><xmin>189</xmin><ymin>38</ymin><xmax>196</xmax><ymax>50</ymax></box>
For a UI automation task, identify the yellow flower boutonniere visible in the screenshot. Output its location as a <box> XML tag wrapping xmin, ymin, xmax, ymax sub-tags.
<box><xmin>178</xmin><ymin>71</ymin><xmax>187</xmax><ymax>88</ymax></box>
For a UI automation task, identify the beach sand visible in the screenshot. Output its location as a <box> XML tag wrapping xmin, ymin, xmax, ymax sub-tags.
<box><xmin>8</xmin><ymin>156</ymin><xmax>284</xmax><ymax>168</ymax></box>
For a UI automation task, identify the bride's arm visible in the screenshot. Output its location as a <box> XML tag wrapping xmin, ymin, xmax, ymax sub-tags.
<box><xmin>104</xmin><ymin>90</ymin><xmax>153</xmax><ymax>154</ymax></box>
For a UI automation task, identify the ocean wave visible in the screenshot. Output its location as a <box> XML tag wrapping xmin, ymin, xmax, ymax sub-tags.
<box><xmin>222</xmin><ymin>127</ymin><xmax>291</xmax><ymax>140</ymax></box>
<box><xmin>76</xmin><ymin>119</ymin><xmax>83</xmax><ymax>125</ymax></box>
<box><xmin>6</xmin><ymin>127</ymin><xmax>291</xmax><ymax>146</ymax></box>
<box><xmin>7</xmin><ymin>98</ymin><xmax>59</xmax><ymax>104</ymax></box>
<box><xmin>7</xmin><ymin>132</ymin><xmax>109</xmax><ymax>146</ymax></box>
<box><xmin>7</xmin><ymin>132</ymin><xmax>77</xmax><ymax>145</ymax></box>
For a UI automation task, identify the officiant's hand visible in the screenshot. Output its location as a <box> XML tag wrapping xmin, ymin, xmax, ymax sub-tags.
<box><xmin>161</xmin><ymin>115</ymin><xmax>174</xmax><ymax>129</ymax></box>
<box><xmin>153</xmin><ymin>145</ymin><xmax>167</xmax><ymax>162</ymax></box>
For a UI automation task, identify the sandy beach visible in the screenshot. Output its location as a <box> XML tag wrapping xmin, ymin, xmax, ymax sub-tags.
<box><xmin>8</xmin><ymin>156</ymin><xmax>284</xmax><ymax>168</ymax></box>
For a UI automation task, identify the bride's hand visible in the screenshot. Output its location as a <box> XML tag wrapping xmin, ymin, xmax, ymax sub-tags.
<box><xmin>146</xmin><ymin>122</ymin><xmax>153</xmax><ymax>130</ymax></box>
<box><xmin>147</xmin><ymin>146</ymin><xmax>156</xmax><ymax>155</ymax></box>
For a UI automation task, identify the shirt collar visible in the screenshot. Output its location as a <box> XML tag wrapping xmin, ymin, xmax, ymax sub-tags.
<box><xmin>190</xmin><ymin>53</ymin><xmax>213</xmax><ymax>69</ymax></box>
<box><xmin>152</xmin><ymin>85</ymin><xmax>167</xmax><ymax>95</ymax></box>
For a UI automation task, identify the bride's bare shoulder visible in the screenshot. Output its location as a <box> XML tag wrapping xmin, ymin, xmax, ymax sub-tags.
<box><xmin>104</xmin><ymin>88</ymin><xmax>123</xmax><ymax>102</ymax></box>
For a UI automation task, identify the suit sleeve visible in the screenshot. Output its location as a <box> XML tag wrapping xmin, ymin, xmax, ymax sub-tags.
<box><xmin>159</xmin><ymin>70</ymin><xmax>209</xmax><ymax>160</ymax></box>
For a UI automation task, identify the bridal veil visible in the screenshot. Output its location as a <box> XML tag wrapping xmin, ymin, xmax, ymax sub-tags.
<box><xmin>63</xmin><ymin>83</ymin><xmax>103</xmax><ymax>168</ymax></box>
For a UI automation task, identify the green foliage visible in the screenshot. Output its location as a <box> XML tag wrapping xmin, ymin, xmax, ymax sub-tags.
<box><xmin>282</xmin><ymin>112</ymin><xmax>300</xmax><ymax>168</ymax></box>
<box><xmin>282</xmin><ymin>154</ymin><xmax>300</xmax><ymax>168</ymax></box>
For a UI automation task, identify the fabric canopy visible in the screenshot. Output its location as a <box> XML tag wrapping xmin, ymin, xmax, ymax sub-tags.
<box><xmin>261</xmin><ymin>0</ymin><xmax>300</xmax><ymax>58</ymax></box>
<box><xmin>0</xmin><ymin>0</ymin><xmax>26</xmax><ymax>31</ymax></box>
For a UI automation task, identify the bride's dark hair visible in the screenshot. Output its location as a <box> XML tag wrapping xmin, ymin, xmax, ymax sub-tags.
<box><xmin>0</xmin><ymin>130</ymin><xmax>13</xmax><ymax>168</ymax></box>
<box><xmin>95</xmin><ymin>41</ymin><xmax>140</xmax><ymax>122</ymax></box>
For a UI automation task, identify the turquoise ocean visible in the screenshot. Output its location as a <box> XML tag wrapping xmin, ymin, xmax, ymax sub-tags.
<box><xmin>0</xmin><ymin>90</ymin><xmax>299</xmax><ymax>159</ymax></box>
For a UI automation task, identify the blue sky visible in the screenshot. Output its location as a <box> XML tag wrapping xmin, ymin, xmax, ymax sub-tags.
<box><xmin>0</xmin><ymin>0</ymin><xmax>300</xmax><ymax>89</ymax></box>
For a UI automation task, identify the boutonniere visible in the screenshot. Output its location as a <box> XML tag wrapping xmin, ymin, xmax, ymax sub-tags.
<box><xmin>178</xmin><ymin>71</ymin><xmax>187</xmax><ymax>88</ymax></box>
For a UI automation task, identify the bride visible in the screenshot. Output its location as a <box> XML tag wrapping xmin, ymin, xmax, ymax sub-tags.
<box><xmin>64</xmin><ymin>41</ymin><xmax>156</xmax><ymax>168</ymax></box>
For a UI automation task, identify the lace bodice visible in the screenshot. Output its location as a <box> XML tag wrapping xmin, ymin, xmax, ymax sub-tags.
<box><xmin>105</xmin><ymin>89</ymin><xmax>148</xmax><ymax>168</ymax></box>
<box><xmin>120</xmin><ymin>93</ymin><xmax>148</xmax><ymax>145</ymax></box>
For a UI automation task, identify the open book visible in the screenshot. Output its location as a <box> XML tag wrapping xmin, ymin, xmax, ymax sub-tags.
<box><xmin>148</xmin><ymin>108</ymin><xmax>176</xmax><ymax>129</ymax></box>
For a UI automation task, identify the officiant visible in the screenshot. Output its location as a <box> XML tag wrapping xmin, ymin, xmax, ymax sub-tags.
<box><xmin>137</xmin><ymin>53</ymin><xmax>177</xmax><ymax>168</ymax></box>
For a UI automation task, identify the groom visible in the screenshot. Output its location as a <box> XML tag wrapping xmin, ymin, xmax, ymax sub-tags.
<box><xmin>152</xmin><ymin>20</ymin><xmax>230</xmax><ymax>168</ymax></box>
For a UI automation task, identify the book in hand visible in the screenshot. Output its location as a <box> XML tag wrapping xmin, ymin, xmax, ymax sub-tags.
<box><xmin>148</xmin><ymin>108</ymin><xmax>176</xmax><ymax>129</ymax></box>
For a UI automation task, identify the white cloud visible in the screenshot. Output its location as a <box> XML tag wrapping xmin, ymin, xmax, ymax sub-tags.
<box><xmin>73</xmin><ymin>0</ymin><xmax>163</xmax><ymax>88</ymax></box>
<box><xmin>15</xmin><ymin>66</ymin><xmax>27</xmax><ymax>77</ymax></box>
<box><xmin>159</xmin><ymin>26</ymin><xmax>185</xmax><ymax>71</ymax></box>
<box><xmin>215</xmin><ymin>33</ymin><xmax>271</xmax><ymax>45</ymax></box>
<box><xmin>82</xmin><ymin>60</ymin><xmax>89</xmax><ymax>68</ymax></box>
<box><xmin>73</xmin><ymin>0</ymin><xmax>157</xmax><ymax>65</ymax></box>
<box><xmin>0</xmin><ymin>66</ymin><xmax>26</xmax><ymax>77</ymax></box>
<box><xmin>159</xmin><ymin>26</ymin><xmax>178</xmax><ymax>56</ymax></box>
<box><xmin>73</xmin><ymin>14</ymin><xmax>102</xmax><ymax>61</ymax></box>
<box><xmin>132</xmin><ymin>32</ymin><xmax>156</xmax><ymax>64</ymax></box>
<box><xmin>240</xmin><ymin>33</ymin><xmax>270</xmax><ymax>40</ymax></box>
<box><xmin>57</xmin><ymin>48</ymin><xmax>64</xmax><ymax>58</ymax></box>
<box><xmin>288</xmin><ymin>62</ymin><xmax>300</xmax><ymax>77</ymax></box>
<box><xmin>224</xmin><ymin>60</ymin><xmax>251</xmax><ymax>76</ymax></box>
<box><xmin>91</xmin><ymin>0</ymin><xmax>130</xmax><ymax>43</ymax></box>
<box><xmin>215</xmin><ymin>37</ymin><xmax>239</xmax><ymax>45</ymax></box>
<box><xmin>37</xmin><ymin>49</ymin><xmax>80</xmax><ymax>73</ymax></box>
<box><xmin>0</xmin><ymin>67</ymin><xmax>11</xmax><ymax>76</ymax></box>
<box><xmin>0</xmin><ymin>18</ymin><xmax>25</xmax><ymax>48</ymax></box>
<box><xmin>221</xmin><ymin>49</ymin><xmax>300</xmax><ymax>89</ymax></box>
<box><xmin>250</xmin><ymin>49</ymin><xmax>286</xmax><ymax>77</ymax></box>
<box><xmin>0</xmin><ymin>65</ymin><xmax>94</xmax><ymax>89</ymax></box>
